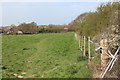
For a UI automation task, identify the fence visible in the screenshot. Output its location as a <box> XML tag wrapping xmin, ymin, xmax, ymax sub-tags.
<box><xmin>75</xmin><ymin>33</ymin><xmax>120</xmax><ymax>78</ymax></box>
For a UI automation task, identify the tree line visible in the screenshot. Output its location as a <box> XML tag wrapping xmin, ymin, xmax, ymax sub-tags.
<box><xmin>1</xmin><ymin>22</ymin><xmax>76</xmax><ymax>35</ymax></box>
<box><xmin>76</xmin><ymin>2</ymin><xmax>119</xmax><ymax>37</ymax></box>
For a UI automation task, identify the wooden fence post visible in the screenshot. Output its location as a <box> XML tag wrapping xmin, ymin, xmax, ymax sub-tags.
<box><xmin>88</xmin><ymin>36</ymin><xmax>91</xmax><ymax>60</ymax></box>
<box><xmin>80</xmin><ymin>36</ymin><xmax>83</xmax><ymax>51</ymax></box>
<box><xmin>83</xmin><ymin>36</ymin><xmax>86</xmax><ymax>56</ymax></box>
<box><xmin>79</xmin><ymin>39</ymin><xmax>80</xmax><ymax>48</ymax></box>
<box><xmin>100</xmin><ymin>39</ymin><xmax>109</xmax><ymax>68</ymax></box>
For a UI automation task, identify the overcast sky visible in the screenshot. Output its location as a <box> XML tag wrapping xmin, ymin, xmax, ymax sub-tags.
<box><xmin>0</xmin><ymin>0</ymin><xmax>111</xmax><ymax>26</ymax></box>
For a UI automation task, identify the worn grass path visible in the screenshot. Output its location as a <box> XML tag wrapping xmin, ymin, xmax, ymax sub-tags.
<box><xmin>2</xmin><ymin>33</ymin><xmax>91</xmax><ymax>78</ymax></box>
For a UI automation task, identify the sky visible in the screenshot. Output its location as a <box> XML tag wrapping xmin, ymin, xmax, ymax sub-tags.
<box><xmin>0</xmin><ymin>0</ymin><xmax>111</xmax><ymax>26</ymax></box>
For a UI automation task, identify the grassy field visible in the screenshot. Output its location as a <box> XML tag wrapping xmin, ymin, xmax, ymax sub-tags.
<box><xmin>2</xmin><ymin>33</ymin><xmax>91</xmax><ymax>78</ymax></box>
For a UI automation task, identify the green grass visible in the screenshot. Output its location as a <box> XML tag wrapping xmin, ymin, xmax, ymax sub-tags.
<box><xmin>2</xmin><ymin>33</ymin><xmax>91</xmax><ymax>78</ymax></box>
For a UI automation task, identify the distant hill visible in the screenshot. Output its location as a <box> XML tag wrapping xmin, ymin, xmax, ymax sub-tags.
<box><xmin>69</xmin><ymin>12</ymin><xmax>90</xmax><ymax>25</ymax></box>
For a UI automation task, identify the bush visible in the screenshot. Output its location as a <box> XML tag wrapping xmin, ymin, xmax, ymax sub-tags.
<box><xmin>77</xmin><ymin>2</ymin><xmax>119</xmax><ymax>37</ymax></box>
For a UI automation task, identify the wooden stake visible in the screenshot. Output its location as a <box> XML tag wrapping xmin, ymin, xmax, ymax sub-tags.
<box><xmin>83</xmin><ymin>36</ymin><xmax>86</xmax><ymax>56</ymax></box>
<box><xmin>100</xmin><ymin>39</ymin><xmax>109</xmax><ymax>68</ymax></box>
<box><xmin>79</xmin><ymin>39</ymin><xmax>80</xmax><ymax>48</ymax></box>
<box><xmin>88</xmin><ymin>36</ymin><xmax>91</xmax><ymax>60</ymax></box>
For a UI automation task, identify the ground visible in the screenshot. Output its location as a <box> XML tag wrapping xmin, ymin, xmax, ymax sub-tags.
<box><xmin>2</xmin><ymin>33</ymin><xmax>91</xmax><ymax>78</ymax></box>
